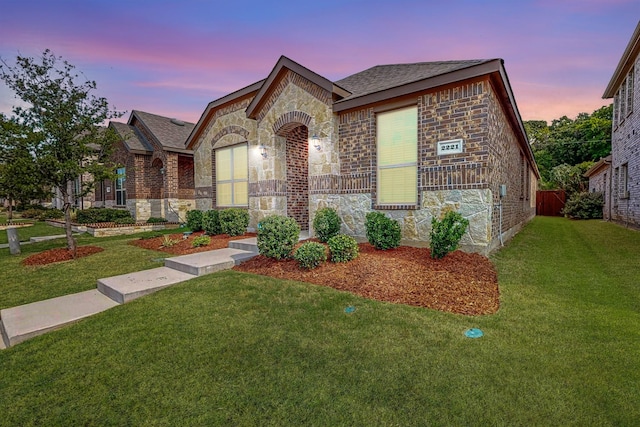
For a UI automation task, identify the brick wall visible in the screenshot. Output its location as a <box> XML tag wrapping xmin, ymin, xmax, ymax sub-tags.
<box><xmin>611</xmin><ymin>54</ymin><xmax>640</xmax><ymax>227</ymax></box>
<box><xmin>285</xmin><ymin>125</ymin><xmax>309</xmax><ymax>229</ymax></box>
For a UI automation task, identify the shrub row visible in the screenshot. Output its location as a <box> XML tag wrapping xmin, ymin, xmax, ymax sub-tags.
<box><xmin>187</xmin><ymin>208</ymin><xmax>250</xmax><ymax>236</ymax></box>
<box><xmin>562</xmin><ymin>191</ymin><xmax>604</xmax><ymax>219</ymax></box>
<box><xmin>20</xmin><ymin>208</ymin><xmax>64</xmax><ymax>220</ymax></box>
<box><xmin>76</xmin><ymin>208</ymin><xmax>133</xmax><ymax>224</ymax></box>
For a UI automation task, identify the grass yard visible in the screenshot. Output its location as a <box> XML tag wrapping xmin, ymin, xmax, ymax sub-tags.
<box><xmin>0</xmin><ymin>217</ymin><xmax>639</xmax><ymax>425</ymax></box>
<box><xmin>0</xmin><ymin>221</ymin><xmax>68</xmax><ymax>245</ymax></box>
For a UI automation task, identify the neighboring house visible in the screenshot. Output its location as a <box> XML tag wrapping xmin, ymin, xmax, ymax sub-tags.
<box><xmin>52</xmin><ymin>169</ymin><xmax>96</xmax><ymax>210</ymax></box>
<box><xmin>603</xmin><ymin>20</ymin><xmax>640</xmax><ymax>228</ymax></box>
<box><xmin>584</xmin><ymin>155</ymin><xmax>612</xmax><ymax>220</ymax></box>
<box><xmin>94</xmin><ymin>110</ymin><xmax>196</xmax><ymax>222</ymax></box>
<box><xmin>185</xmin><ymin>56</ymin><xmax>539</xmax><ymax>253</ymax></box>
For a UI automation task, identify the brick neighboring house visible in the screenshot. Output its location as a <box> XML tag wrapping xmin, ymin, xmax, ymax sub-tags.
<box><xmin>186</xmin><ymin>56</ymin><xmax>539</xmax><ymax>253</ymax></box>
<box><xmin>603</xmin><ymin>21</ymin><xmax>640</xmax><ymax>228</ymax></box>
<box><xmin>94</xmin><ymin>110</ymin><xmax>196</xmax><ymax>222</ymax></box>
<box><xmin>584</xmin><ymin>155</ymin><xmax>612</xmax><ymax>220</ymax></box>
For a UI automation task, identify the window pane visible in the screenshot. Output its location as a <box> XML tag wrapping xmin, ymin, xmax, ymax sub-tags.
<box><xmin>218</xmin><ymin>182</ymin><xmax>232</xmax><ymax>206</ymax></box>
<box><xmin>233</xmin><ymin>145</ymin><xmax>248</xmax><ymax>180</ymax></box>
<box><xmin>378</xmin><ymin>166</ymin><xmax>417</xmax><ymax>204</ymax></box>
<box><xmin>377</xmin><ymin>106</ymin><xmax>417</xmax><ymax>167</ymax></box>
<box><xmin>216</xmin><ymin>149</ymin><xmax>231</xmax><ymax>181</ymax></box>
<box><xmin>234</xmin><ymin>181</ymin><xmax>248</xmax><ymax>205</ymax></box>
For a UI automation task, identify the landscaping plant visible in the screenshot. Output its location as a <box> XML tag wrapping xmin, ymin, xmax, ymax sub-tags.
<box><xmin>429</xmin><ymin>211</ymin><xmax>469</xmax><ymax>259</ymax></box>
<box><xmin>293</xmin><ymin>241</ymin><xmax>327</xmax><ymax>269</ymax></box>
<box><xmin>186</xmin><ymin>210</ymin><xmax>203</xmax><ymax>231</ymax></box>
<box><xmin>365</xmin><ymin>211</ymin><xmax>401</xmax><ymax>250</ymax></box>
<box><xmin>312</xmin><ymin>207</ymin><xmax>341</xmax><ymax>242</ymax></box>
<box><xmin>76</xmin><ymin>208</ymin><xmax>133</xmax><ymax>224</ymax></box>
<box><xmin>191</xmin><ymin>235</ymin><xmax>211</xmax><ymax>248</ymax></box>
<box><xmin>160</xmin><ymin>235</ymin><xmax>179</xmax><ymax>248</ymax></box>
<box><xmin>219</xmin><ymin>208</ymin><xmax>249</xmax><ymax>236</ymax></box>
<box><xmin>327</xmin><ymin>234</ymin><xmax>359</xmax><ymax>263</ymax></box>
<box><xmin>146</xmin><ymin>217</ymin><xmax>167</xmax><ymax>224</ymax></box>
<box><xmin>562</xmin><ymin>191</ymin><xmax>604</xmax><ymax>219</ymax></box>
<box><xmin>257</xmin><ymin>214</ymin><xmax>300</xmax><ymax>259</ymax></box>
<box><xmin>202</xmin><ymin>210</ymin><xmax>222</xmax><ymax>235</ymax></box>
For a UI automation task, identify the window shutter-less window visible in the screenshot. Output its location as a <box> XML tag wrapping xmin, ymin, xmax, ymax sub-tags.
<box><xmin>377</xmin><ymin>106</ymin><xmax>417</xmax><ymax>205</ymax></box>
<box><xmin>216</xmin><ymin>144</ymin><xmax>248</xmax><ymax>207</ymax></box>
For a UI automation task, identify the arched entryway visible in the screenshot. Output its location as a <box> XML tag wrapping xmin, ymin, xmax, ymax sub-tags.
<box><xmin>276</xmin><ymin>124</ymin><xmax>309</xmax><ymax>230</ymax></box>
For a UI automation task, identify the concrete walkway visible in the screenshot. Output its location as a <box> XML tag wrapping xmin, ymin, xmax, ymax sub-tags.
<box><xmin>0</xmin><ymin>236</ymin><xmax>262</xmax><ymax>349</ymax></box>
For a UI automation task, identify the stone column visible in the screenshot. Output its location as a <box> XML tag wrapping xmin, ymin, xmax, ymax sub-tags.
<box><xmin>6</xmin><ymin>227</ymin><xmax>21</xmax><ymax>255</ymax></box>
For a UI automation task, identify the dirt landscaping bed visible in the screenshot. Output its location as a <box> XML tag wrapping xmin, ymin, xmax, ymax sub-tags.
<box><xmin>128</xmin><ymin>231</ymin><xmax>257</xmax><ymax>255</ymax></box>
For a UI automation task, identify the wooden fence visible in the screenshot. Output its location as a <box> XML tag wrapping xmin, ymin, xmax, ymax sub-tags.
<box><xmin>536</xmin><ymin>190</ymin><xmax>566</xmax><ymax>216</ymax></box>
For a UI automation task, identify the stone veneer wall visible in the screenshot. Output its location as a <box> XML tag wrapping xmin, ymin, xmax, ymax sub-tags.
<box><xmin>611</xmin><ymin>54</ymin><xmax>640</xmax><ymax>227</ymax></box>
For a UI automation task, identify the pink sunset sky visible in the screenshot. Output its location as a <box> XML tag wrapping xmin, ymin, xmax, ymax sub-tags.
<box><xmin>1</xmin><ymin>0</ymin><xmax>638</xmax><ymax>125</ymax></box>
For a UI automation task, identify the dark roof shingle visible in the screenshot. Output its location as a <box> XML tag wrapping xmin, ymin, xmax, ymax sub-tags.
<box><xmin>131</xmin><ymin>110</ymin><xmax>196</xmax><ymax>151</ymax></box>
<box><xmin>110</xmin><ymin>121</ymin><xmax>152</xmax><ymax>153</ymax></box>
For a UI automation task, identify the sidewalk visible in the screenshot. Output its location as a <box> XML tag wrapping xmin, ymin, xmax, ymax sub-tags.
<box><xmin>1</xmin><ymin>236</ymin><xmax>264</xmax><ymax>349</ymax></box>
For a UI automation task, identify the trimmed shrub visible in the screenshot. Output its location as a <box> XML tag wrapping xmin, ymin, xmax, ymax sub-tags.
<box><xmin>146</xmin><ymin>217</ymin><xmax>167</xmax><ymax>223</ymax></box>
<box><xmin>257</xmin><ymin>215</ymin><xmax>300</xmax><ymax>260</ymax></box>
<box><xmin>76</xmin><ymin>208</ymin><xmax>132</xmax><ymax>224</ymax></box>
<box><xmin>202</xmin><ymin>210</ymin><xmax>222</xmax><ymax>236</ymax></box>
<box><xmin>562</xmin><ymin>191</ymin><xmax>604</xmax><ymax>219</ymax></box>
<box><xmin>114</xmin><ymin>217</ymin><xmax>135</xmax><ymax>225</ymax></box>
<box><xmin>192</xmin><ymin>235</ymin><xmax>211</xmax><ymax>248</ymax></box>
<box><xmin>39</xmin><ymin>208</ymin><xmax>64</xmax><ymax>220</ymax></box>
<box><xmin>293</xmin><ymin>241</ymin><xmax>327</xmax><ymax>269</ymax></box>
<box><xmin>186</xmin><ymin>210</ymin><xmax>203</xmax><ymax>231</ymax></box>
<box><xmin>327</xmin><ymin>234</ymin><xmax>359</xmax><ymax>263</ymax></box>
<box><xmin>365</xmin><ymin>211</ymin><xmax>401</xmax><ymax>250</ymax></box>
<box><xmin>430</xmin><ymin>211</ymin><xmax>469</xmax><ymax>259</ymax></box>
<box><xmin>312</xmin><ymin>207</ymin><xmax>341</xmax><ymax>242</ymax></box>
<box><xmin>219</xmin><ymin>208</ymin><xmax>249</xmax><ymax>236</ymax></box>
<box><xmin>20</xmin><ymin>208</ymin><xmax>44</xmax><ymax>219</ymax></box>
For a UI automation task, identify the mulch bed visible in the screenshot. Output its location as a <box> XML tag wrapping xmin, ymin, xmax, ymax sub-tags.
<box><xmin>22</xmin><ymin>246</ymin><xmax>104</xmax><ymax>266</ymax></box>
<box><xmin>234</xmin><ymin>243</ymin><xmax>499</xmax><ymax>316</ymax></box>
<box><xmin>128</xmin><ymin>231</ymin><xmax>257</xmax><ymax>255</ymax></box>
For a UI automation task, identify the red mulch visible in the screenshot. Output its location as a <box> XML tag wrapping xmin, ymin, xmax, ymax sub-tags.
<box><xmin>22</xmin><ymin>246</ymin><xmax>104</xmax><ymax>266</ymax></box>
<box><xmin>233</xmin><ymin>243</ymin><xmax>499</xmax><ymax>316</ymax></box>
<box><xmin>128</xmin><ymin>231</ymin><xmax>257</xmax><ymax>255</ymax></box>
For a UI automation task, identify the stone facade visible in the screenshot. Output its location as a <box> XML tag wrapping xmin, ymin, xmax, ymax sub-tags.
<box><xmin>186</xmin><ymin>57</ymin><xmax>538</xmax><ymax>253</ymax></box>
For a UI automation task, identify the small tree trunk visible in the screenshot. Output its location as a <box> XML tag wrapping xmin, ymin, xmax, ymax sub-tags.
<box><xmin>63</xmin><ymin>181</ymin><xmax>77</xmax><ymax>258</ymax></box>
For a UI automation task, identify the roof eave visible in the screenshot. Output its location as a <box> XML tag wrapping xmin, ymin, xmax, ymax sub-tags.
<box><xmin>603</xmin><ymin>21</ymin><xmax>640</xmax><ymax>99</ymax></box>
<box><xmin>332</xmin><ymin>59</ymin><xmax>502</xmax><ymax>112</ymax></box>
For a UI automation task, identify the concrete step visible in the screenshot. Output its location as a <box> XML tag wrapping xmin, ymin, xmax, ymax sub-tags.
<box><xmin>228</xmin><ymin>237</ymin><xmax>258</xmax><ymax>252</ymax></box>
<box><xmin>164</xmin><ymin>248</ymin><xmax>257</xmax><ymax>276</ymax></box>
<box><xmin>97</xmin><ymin>267</ymin><xmax>196</xmax><ymax>304</ymax></box>
<box><xmin>0</xmin><ymin>290</ymin><xmax>119</xmax><ymax>347</ymax></box>
<box><xmin>30</xmin><ymin>234</ymin><xmax>68</xmax><ymax>243</ymax></box>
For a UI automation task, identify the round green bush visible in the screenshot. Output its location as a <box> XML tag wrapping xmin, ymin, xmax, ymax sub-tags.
<box><xmin>562</xmin><ymin>191</ymin><xmax>604</xmax><ymax>219</ymax></box>
<box><xmin>293</xmin><ymin>241</ymin><xmax>327</xmax><ymax>269</ymax></box>
<box><xmin>186</xmin><ymin>210</ymin><xmax>203</xmax><ymax>231</ymax></box>
<box><xmin>327</xmin><ymin>234</ymin><xmax>359</xmax><ymax>263</ymax></box>
<box><xmin>202</xmin><ymin>210</ymin><xmax>222</xmax><ymax>235</ymax></box>
<box><xmin>192</xmin><ymin>235</ymin><xmax>211</xmax><ymax>248</ymax></box>
<box><xmin>312</xmin><ymin>207</ymin><xmax>341</xmax><ymax>242</ymax></box>
<box><xmin>257</xmin><ymin>215</ymin><xmax>300</xmax><ymax>260</ymax></box>
<box><xmin>365</xmin><ymin>211</ymin><xmax>401</xmax><ymax>250</ymax></box>
<box><xmin>429</xmin><ymin>211</ymin><xmax>469</xmax><ymax>259</ymax></box>
<box><xmin>219</xmin><ymin>208</ymin><xmax>249</xmax><ymax>236</ymax></box>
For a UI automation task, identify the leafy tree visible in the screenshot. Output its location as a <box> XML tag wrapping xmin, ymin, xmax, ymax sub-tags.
<box><xmin>0</xmin><ymin>50</ymin><xmax>123</xmax><ymax>256</ymax></box>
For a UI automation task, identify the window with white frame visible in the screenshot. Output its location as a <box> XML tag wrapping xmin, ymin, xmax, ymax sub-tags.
<box><xmin>620</xmin><ymin>163</ymin><xmax>629</xmax><ymax>199</ymax></box>
<box><xmin>627</xmin><ymin>67</ymin><xmax>634</xmax><ymax>116</ymax></box>
<box><xmin>376</xmin><ymin>106</ymin><xmax>418</xmax><ymax>205</ymax></box>
<box><xmin>115</xmin><ymin>167</ymin><xmax>126</xmax><ymax>206</ymax></box>
<box><xmin>216</xmin><ymin>144</ymin><xmax>248</xmax><ymax>207</ymax></box>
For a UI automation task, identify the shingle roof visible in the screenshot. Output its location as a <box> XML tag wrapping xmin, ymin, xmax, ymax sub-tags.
<box><xmin>110</xmin><ymin>121</ymin><xmax>152</xmax><ymax>153</ymax></box>
<box><xmin>131</xmin><ymin>110</ymin><xmax>195</xmax><ymax>151</ymax></box>
<box><xmin>335</xmin><ymin>59</ymin><xmax>493</xmax><ymax>102</ymax></box>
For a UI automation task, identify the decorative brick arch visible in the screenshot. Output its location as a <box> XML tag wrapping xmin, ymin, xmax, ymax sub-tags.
<box><xmin>212</xmin><ymin>126</ymin><xmax>250</xmax><ymax>147</ymax></box>
<box><xmin>273</xmin><ymin>111</ymin><xmax>312</xmax><ymax>136</ymax></box>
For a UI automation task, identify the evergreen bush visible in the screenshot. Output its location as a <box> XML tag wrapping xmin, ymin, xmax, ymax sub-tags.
<box><xmin>327</xmin><ymin>234</ymin><xmax>359</xmax><ymax>263</ymax></box>
<box><xmin>219</xmin><ymin>208</ymin><xmax>249</xmax><ymax>236</ymax></box>
<box><xmin>365</xmin><ymin>211</ymin><xmax>401</xmax><ymax>250</ymax></box>
<box><xmin>257</xmin><ymin>215</ymin><xmax>300</xmax><ymax>259</ymax></box>
<box><xmin>562</xmin><ymin>191</ymin><xmax>604</xmax><ymax>219</ymax></box>
<box><xmin>76</xmin><ymin>208</ymin><xmax>133</xmax><ymax>224</ymax></box>
<box><xmin>113</xmin><ymin>217</ymin><xmax>135</xmax><ymax>225</ymax></box>
<box><xmin>39</xmin><ymin>208</ymin><xmax>64</xmax><ymax>220</ymax></box>
<box><xmin>185</xmin><ymin>210</ymin><xmax>203</xmax><ymax>231</ymax></box>
<box><xmin>202</xmin><ymin>210</ymin><xmax>222</xmax><ymax>235</ymax></box>
<box><xmin>293</xmin><ymin>241</ymin><xmax>327</xmax><ymax>269</ymax></box>
<box><xmin>429</xmin><ymin>211</ymin><xmax>469</xmax><ymax>259</ymax></box>
<box><xmin>146</xmin><ymin>217</ymin><xmax>167</xmax><ymax>223</ymax></box>
<box><xmin>192</xmin><ymin>235</ymin><xmax>211</xmax><ymax>248</ymax></box>
<box><xmin>312</xmin><ymin>207</ymin><xmax>341</xmax><ymax>242</ymax></box>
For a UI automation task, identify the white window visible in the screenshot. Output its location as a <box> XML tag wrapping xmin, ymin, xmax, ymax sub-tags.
<box><xmin>620</xmin><ymin>163</ymin><xmax>629</xmax><ymax>199</ymax></box>
<box><xmin>376</xmin><ymin>106</ymin><xmax>418</xmax><ymax>205</ymax></box>
<box><xmin>216</xmin><ymin>144</ymin><xmax>248</xmax><ymax>207</ymax></box>
<box><xmin>115</xmin><ymin>167</ymin><xmax>126</xmax><ymax>206</ymax></box>
<box><xmin>627</xmin><ymin>67</ymin><xmax>634</xmax><ymax>116</ymax></box>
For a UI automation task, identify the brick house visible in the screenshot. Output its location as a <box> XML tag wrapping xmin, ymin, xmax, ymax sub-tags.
<box><xmin>603</xmin><ymin>21</ymin><xmax>640</xmax><ymax>228</ymax></box>
<box><xmin>584</xmin><ymin>155</ymin><xmax>612</xmax><ymax>220</ymax></box>
<box><xmin>185</xmin><ymin>56</ymin><xmax>539</xmax><ymax>253</ymax></box>
<box><xmin>94</xmin><ymin>110</ymin><xmax>196</xmax><ymax>222</ymax></box>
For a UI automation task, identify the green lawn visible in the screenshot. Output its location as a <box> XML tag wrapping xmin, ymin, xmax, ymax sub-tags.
<box><xmin>0</xmin><ymin>221</ymin><xmax>68</xmax><ymax>245</ymax></box>
<box><xmin>0</xmin><ymin>217</ymin><xmax>639</xmax><ymax>425</ymax></box>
